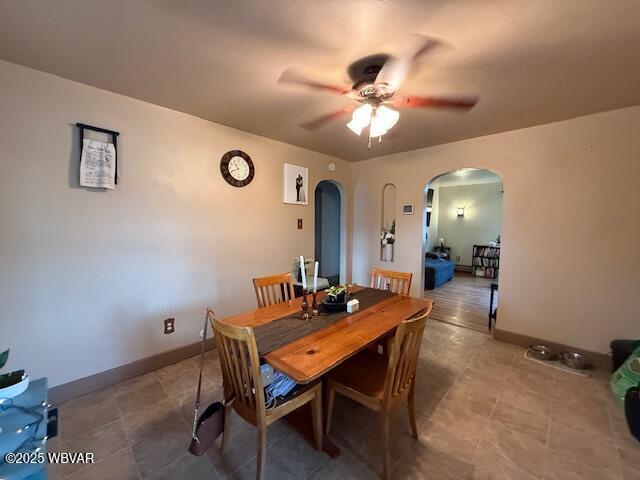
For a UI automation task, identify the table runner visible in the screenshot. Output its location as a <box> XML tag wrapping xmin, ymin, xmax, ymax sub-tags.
<box><xmin>254</xmin><ymin>288</ymin><xmax>397</xmax><ymax>356</ymax></box>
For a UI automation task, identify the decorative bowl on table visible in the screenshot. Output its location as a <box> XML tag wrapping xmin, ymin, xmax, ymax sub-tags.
<box><xmin>321</xmin><ymin>297</ymin><xmax>349</xmax><ymax>311</ymax></box>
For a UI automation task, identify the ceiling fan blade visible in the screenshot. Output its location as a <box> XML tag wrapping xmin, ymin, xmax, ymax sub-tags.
<box><xmin>301</xmin><ymin>106</ymin><xmax>355</xmax><ymax>130</ymax></box>
<box><xmin>393</xmin><ymin>95</ymin><xmax>479</xmax><ymax>111</ymax></box>
<box><xmin>278</xmin><ymin>68</ymin><xmax>351</xmax><ymax>95</ymax></box>
<box><xmin>375</xmin><ymin>35</ymin><xmax>443</xmax><ymax>92</ymax></box>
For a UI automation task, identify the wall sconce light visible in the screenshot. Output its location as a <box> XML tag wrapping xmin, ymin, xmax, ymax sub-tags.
<box><xmin>457</xmin><ymin>207</ymin><xmax>465</xmax><ymax>217</ymax></box>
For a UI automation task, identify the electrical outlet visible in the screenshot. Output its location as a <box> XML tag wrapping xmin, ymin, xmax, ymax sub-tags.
<box><xmin>297</xmin><ymin>218</ymin><xmax>303</xmax><ymax>229</ymax></box>
<box><xmin>199</xmin><ymin>329</ymin><xmax>204</xmax><ymax>339</ymax></box>
<box><xmin>164</xmin><ymin>318</ymin><xmax>175</xmax><ymax>334</ymax></box>
<box><xmin>456</xmin><ymin>255</ymin><xmax>461</xmax><ymax>262</ymax></box>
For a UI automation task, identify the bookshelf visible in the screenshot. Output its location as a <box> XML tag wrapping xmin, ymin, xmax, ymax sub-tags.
<box><xmin>472</xmin><ymin>244</ymin><xmax>500</xmax><ymax>279</ymax></box>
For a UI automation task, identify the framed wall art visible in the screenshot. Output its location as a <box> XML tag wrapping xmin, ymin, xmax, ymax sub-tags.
<box><xmin>283</xmin><ymin>163</ymin><xmax>308</xmax><ymax>205</ymax></box>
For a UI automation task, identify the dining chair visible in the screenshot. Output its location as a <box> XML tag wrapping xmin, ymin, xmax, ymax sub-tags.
<box><xmin>370</xmin><ymin>268</ymin><xmax>413</xmax><ymax>295</ymax></box>
<box><xmin>369</xmin><ymin>268</ymin><xmax>414</xmax><ymax>356</ymax></box>
<box><xmin>252</xmin><ymin>272</ymin><xmax>296</xmax><ymax>308</ymax></box>
<box><xmin>209</xmin><ymin>311</ymin><xmax>323</xmax><ymax>480</ymax></box>
<box><xmin>325</xmin><ymin>306</ymin><xmax>432</xmax><ymax>480</ymax></box>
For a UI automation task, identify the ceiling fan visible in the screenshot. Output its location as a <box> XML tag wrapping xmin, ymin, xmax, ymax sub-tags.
<box><xmin>278</xmin><ymin>35</ymin><xmax>479</xmax><ymax>146</ymax></box>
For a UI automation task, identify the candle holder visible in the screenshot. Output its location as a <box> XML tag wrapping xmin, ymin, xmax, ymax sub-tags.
<box><xmin>311</xmin><ymin>291</ymin><xmax>320</xmax><ymax>317</ymax></box>
<box><xmin>298</xmin><ymin>288</ymin><xmax>311</xmax><ymax>321</ymax></box>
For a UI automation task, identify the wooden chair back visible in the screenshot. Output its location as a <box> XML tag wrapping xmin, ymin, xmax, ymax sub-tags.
<box><xmin>383</xmin><ymin>306</ymin><xmax>430</xmax><ymax>403</ymax></box>
<box><xmin>371</xmin><ymin>268</ymin><xmax>413</xmax><ymax>295</ymax></box>
<box><xmin>209</xmin><ymin>311</ymin><xmax>264</xmax><ymax>423</ymax></box>
<box><xmin>253</xmin><ymin>272</ymin><xmax>295</xmax><ymax>308</ymax></box>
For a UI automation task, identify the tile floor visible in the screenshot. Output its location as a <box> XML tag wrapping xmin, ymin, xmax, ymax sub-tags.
<box><xmin>48</xmin><ymin>321</ymin><xmax>639</xmax><ymax>479</ymax></box>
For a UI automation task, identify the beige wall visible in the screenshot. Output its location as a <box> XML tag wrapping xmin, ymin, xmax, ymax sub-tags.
<box><xmin>436</xmin><ymin>181</ymin><xmax>503</xmax><ymax>266</ymax></box>
<box><xmin>0</xmin><ymin>60</ymin><xmax>350</xmax><ymax>387</ymax></box>
<box><xmin>352</xmin><ymin>106</ymin><xmax>640</xmax><ymax>353</ymax></box>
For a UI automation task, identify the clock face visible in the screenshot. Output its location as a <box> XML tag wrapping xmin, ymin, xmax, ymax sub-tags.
<box><xmin>220</xmin><ymin>150</ymin><xmax>254</xmax><ymax>187</ymax></box>
<box><xmin>229</xmin><ymin>156</ymin><xmax>250</xmax><ymax>181</ymax></box>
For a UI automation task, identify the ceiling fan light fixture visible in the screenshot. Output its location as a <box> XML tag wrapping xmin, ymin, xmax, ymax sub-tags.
<box><xmin>347</xmin><ymin>103</ymin><xmax>374</xmax><ymax>136</ymax></box>
<box><xmin>346</xmin><ymin>119</ymin><xmax>363</xmax><ymax>135</ymax></box>
<box><xmin>369</xmin><ymin>115</ymin><xmax>389</xmax><ymax>138</ymax></box>
<box><xmin>351</xmin><ymin>104</ymin><xmax>373</xmax><ymax>127</ymax></box>
<box><xmin>346</xmin><ymin>103</ymin><xmax>399</xmax><ymax>138</ymax></box>
<box><xmin>349</xmin><ymin>103</ymin><xmax>373</xmax><ymax>129</ymax></box>
<box><xmin>376</xmin><ymin>105</ymin><xmax>400</xmax><ymax>130</ymax></box>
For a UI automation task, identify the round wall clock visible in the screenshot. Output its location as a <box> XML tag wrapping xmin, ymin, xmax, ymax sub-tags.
<box><xmin>220</xmin><ymin>150</ymin><xmax>254</xmax><ymax>187</ymax></box>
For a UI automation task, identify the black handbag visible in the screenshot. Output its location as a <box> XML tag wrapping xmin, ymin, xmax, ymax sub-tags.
<box><xmin>625</xmin><ymin>386</ymin><xmax>640</xmax><ymax>443</ymax></box>
<box><xmin>188</xmin><ymin>310</ymin><xmax>233</xmax><ymax>456</ymax></box>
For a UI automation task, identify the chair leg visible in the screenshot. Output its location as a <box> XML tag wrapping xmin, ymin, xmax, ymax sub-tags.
<box><xmin>256</xmin><ymin>422</ymin><xmax>267</xmax><ymax>480</ymax></box>
<box><xmin>325</xmin><ymin>383</ymin><xmax>335</xmax><ymax>435</ymax></box>
<box><xmin>220</xmin><ymin>405</ymin><xmax>232</xmax><ymax>453</ymax></box>
<box><xmin>381</xmin><ymin>411</ymin><xmax>391</xmax><ymax>480</ymax></box>
<box><xmin>310</xmin><ymin>388</ymin><xmax>323</xmax><ymax>451</ymax></box>
<box><xmin>408</xmin><ymin>382</ymin><xmax>418</xmax><ymax>439</ymax></box>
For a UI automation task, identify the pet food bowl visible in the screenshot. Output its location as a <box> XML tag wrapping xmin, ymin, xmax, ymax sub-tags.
<box><xmin>561</xmin><ymin>351</ymin><xmax>589</xmax><ymax>370</ymax></box>
<box><xmin>528</xmin><ymin>344</ymin><xmax>555</xmax><ymax>361</ymax></box>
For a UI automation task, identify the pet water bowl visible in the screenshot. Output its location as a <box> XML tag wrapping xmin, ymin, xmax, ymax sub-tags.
<box><xmin>528</xmin><ymin>344</ymin><xmax>555</xmax><ymax>361</ymax></box>
<box><xmin>561</xmin><ymin>351</ymin><xmax>589</xmax><ymax>370</ymax></box>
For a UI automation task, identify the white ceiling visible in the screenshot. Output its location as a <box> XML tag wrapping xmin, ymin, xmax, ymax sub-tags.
<box><xmin>1</xmin><ymin>0</ymin><xmax>640</xmax><ymax>161</ymax></box>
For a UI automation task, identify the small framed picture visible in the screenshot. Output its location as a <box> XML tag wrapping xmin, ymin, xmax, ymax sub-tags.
<box><xmin>283</xmin><ymin>163</ymin><xmax>309</xmax><ymax>205</ymax></box>
<box><xmin>402</xmin><ymin>204</ymin><xmax>414</xmax><ymax>215</ymax></box>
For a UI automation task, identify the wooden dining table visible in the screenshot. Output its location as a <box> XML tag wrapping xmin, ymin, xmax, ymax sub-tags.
<box><xmin>221</xmin><ymin>285</ymin><xmax>433</xmax><ymax>456</ymax></box>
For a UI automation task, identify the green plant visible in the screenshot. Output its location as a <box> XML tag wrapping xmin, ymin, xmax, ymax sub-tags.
<box><xmin>326</xmin><ymin>285</ymin><xmax>347</xmax><ymax>301</ymax></box>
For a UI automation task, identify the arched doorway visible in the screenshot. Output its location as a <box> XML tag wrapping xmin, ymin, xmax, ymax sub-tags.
<box><xmin>315</xmin><ymin>180</ymin><xmax>342</xmax><ymax>286</ymax></box>
<box><xmin>422</xmin><ymin>168</ymin><xmax>503</xmax><ymax>331</ymax></box>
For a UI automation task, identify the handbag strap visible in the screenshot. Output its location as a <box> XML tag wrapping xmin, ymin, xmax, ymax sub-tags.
<box><xmin>192</xmin><ymin>310</ymin><xmax>211</xmax><ymax>439</ymax></box>
<box><xmin>192</xmin><ymin>309</ymin><xmax>235</xmax><ymax>440</ymax></box>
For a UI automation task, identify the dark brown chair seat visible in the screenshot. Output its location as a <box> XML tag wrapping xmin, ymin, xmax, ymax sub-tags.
<box><xmin>327</xmin><ymin>349</ymin><xmax>388</xmax><ymax>399</ymax></box>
